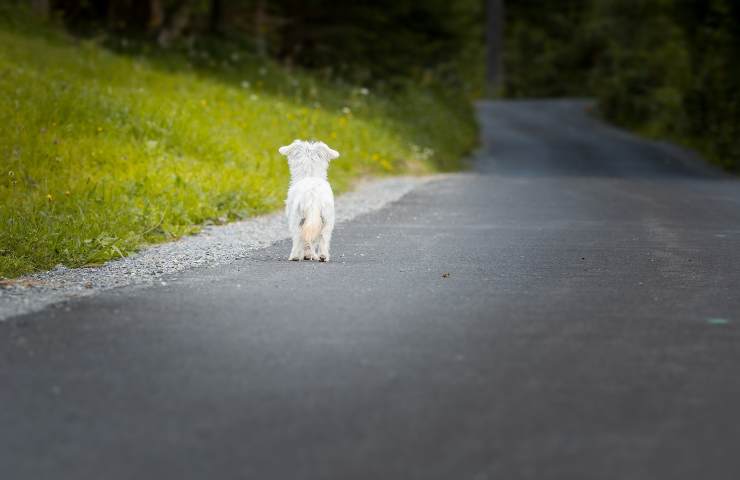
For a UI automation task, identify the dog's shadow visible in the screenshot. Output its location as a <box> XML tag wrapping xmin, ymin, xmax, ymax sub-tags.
<box><xmin>244</xmin><ymin>239</ymin><xmax>345</xmax><ymax>267</ymax></box>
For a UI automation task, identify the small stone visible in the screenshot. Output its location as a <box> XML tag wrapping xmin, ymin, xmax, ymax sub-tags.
<box><xmin>706</xmin><ymin>318</ymin><xmax>730</xmax><ymax>326</ymax></box>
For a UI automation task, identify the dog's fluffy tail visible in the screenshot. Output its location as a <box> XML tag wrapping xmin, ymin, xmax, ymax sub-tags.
<box><xmin>301</xmin><ymin>201</ymin><xmax>323</xmax><ymax>243</ymax></box>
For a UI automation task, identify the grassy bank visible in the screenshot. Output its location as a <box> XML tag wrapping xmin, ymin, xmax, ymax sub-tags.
<box><xmin>0</xmin><ymin>11</ymin><xmax>477</xmax><ymax>278</ymax></box>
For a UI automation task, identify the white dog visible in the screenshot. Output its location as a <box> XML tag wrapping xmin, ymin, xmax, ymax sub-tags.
<box><xmin>279</xmin><ymin>139</ymin><xmax>339</xmax><ymax>262</ymax></box>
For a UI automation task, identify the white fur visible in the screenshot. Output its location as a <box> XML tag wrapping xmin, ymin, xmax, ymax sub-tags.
<box><xmin>279</xmin><ymin>139</ymin><xmax>339</xmax><ymax>262</ymax></box>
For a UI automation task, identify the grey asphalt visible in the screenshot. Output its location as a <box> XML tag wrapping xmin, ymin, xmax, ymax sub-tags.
<box><xmin>2</xmin><ymin>100</ymin><xmax>740</xmax><ymax>480</ymax></box>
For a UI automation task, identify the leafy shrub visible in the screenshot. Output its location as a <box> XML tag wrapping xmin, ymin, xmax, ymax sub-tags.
<box><xmin>503</xmin><ymin>0</ymin><xmax>740</xmax><ymax>172</ymax></box>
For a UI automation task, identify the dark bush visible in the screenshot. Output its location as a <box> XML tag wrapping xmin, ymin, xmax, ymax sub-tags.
<box><xmin>504</xmin><ymin>0</ymin><xmax>740</xmax><ymax>171</ymax></box>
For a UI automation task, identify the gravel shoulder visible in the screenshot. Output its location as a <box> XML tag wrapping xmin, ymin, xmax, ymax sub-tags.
<box><xmin>0</xmin><ymin>176</ymin><xmax>435</xmax><ymax>321</ymax></box>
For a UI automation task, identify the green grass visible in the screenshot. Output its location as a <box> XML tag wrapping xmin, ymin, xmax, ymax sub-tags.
<box><xmin>0</xmin><ymin>10</ymin><xmax>477</xmax><ymax>278</ymax></box>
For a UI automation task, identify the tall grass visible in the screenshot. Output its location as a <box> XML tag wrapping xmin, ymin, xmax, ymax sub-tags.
<box><xmin>0</xmin><ymin>11</ymin><xmax>477</xmax><ymax>278</ymax></box>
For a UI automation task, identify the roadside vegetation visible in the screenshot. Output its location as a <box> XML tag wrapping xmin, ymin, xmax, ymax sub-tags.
<box><xmin>504</xmin><ymin>0</ymin><xmax>740</xmax><ymax>172</ymax></box>
<box><xmin>0</xmin><ymin>3</ymin><xmax>481</xmax><ymax>278</ymax></box>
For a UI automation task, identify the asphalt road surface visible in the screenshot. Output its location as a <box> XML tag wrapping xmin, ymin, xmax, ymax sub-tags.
<box><xmin>2</xmin><ymin>100</ymin><xmax>739</xmax><ymax>480</ymax></box>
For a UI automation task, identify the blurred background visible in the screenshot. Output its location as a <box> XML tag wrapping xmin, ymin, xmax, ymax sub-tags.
<box><xmin>503</xmin><ymin>0</ymin><xmax>740</xmax><ymax>173</ymax></box>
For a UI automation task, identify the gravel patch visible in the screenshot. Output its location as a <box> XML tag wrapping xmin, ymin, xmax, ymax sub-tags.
<box><xmin>0</xmin><ymin>176</ymin><xmax>436</xmax><ymax>321</ymax></box>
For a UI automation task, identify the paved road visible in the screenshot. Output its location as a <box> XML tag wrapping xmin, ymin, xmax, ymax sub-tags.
<box><xmin>2</xmin><ymin>100</ymin><xmax>739</xmax><ymax>480</ymax></box>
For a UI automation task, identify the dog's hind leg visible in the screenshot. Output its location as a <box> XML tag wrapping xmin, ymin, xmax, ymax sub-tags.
<box><xmin>303</xmin><ymin>241</ymin><xmax>318</xmax><ymax>261</ymax></box>
<box><xmin>289</xmin><ymin>233</ymin><xmax>303</xmax><ymax>261</ymax></box>
<box><xmin>318</xmin><ymin>227</ymin><xmax>333</xmax><ymax>262</ymax></box>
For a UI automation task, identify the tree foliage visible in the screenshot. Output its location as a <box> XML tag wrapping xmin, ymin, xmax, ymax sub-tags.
<box><xmin>40</xmin><ymin>0</ymin><xmax>483</xmax><ymax>95</ymax></box>
<box><xmin>504</xmin><ymin>0</ymin><xmax>740</xmax><ymax>171</ymax></box>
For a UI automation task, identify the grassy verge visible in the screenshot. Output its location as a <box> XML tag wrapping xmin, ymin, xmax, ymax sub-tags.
<box><xmin>0</xmin><ymin>10</ymin><xmax>477</xmax><ymax>278</ymax></box>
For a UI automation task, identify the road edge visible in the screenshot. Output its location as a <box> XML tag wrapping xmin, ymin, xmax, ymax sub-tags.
<box><xmin>0</xmin><ymin>175</ymin><xmax>442</xmax><ymax>321</ymax></box>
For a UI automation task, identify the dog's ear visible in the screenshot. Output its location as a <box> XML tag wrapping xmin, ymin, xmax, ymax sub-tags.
<box><xmin>279</xmin><ymin>139</ymin><xmax>301</xmax><ymax>156</ymax></box>
<box><xmin>317</xmin><ymin>142</ymin><xmax>340</xmax><ymax>161</ymax></box>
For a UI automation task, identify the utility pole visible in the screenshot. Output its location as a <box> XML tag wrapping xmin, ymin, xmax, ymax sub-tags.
<box><xmin>486</xmin><ymin>0</ymin><xmax>505</xmax><ymax>95</ymax></box>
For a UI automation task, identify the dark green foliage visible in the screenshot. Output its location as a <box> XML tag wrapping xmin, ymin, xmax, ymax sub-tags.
<box><xmin>43</xmin><ymin>0</ymin><xmax>484</xmax><ymax>96</ymax></box>
<box><xmin>272</xmin><ymin>0</ymin><xmax>483</xmax><ymax>92</ymax></box>
<box><xmin>503</xmin><ymin>0</ymin><xmax>599</xmax><ymax>98</ymax></box>
<box><xmin>504</xmin><ymin>0</ymin><xmax>740</xmax><ymax>171</ymax></box>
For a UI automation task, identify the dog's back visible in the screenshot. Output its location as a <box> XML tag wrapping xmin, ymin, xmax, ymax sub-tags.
<box><xmin>288</xmin><ymin>178</ymin><xmax>333</xmax><ymax>243</ymax></box>
<box><xmin>287</xmin><ymin>177</ymin><xmax>334</xmax><ymax>241</ymax></box>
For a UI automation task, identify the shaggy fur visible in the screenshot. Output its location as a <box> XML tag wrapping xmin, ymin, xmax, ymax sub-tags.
<box><xmin>279</xmin><ymin>140</ymin><xmax>339</xmax><ymax>262</ymax></box>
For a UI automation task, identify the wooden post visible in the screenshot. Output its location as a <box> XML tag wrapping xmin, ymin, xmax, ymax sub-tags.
<box><xmin>209</xmin><ymin>0</ymin><xmax>223</xmax><ymax>34</ymax></box>
<box><xmin>30</xmin><ymin>0</ymin><xmax>50</xmax><ymax>19</ymax></box>
<box><xmin>255</xmin><ymin>0</ymin><xmax>267</xmax><ymax>57</ymax></box>
<box><xmin>157</xmin><ymin>0</ymin><xmax>193</xmax><ymax>47</ymax></box>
